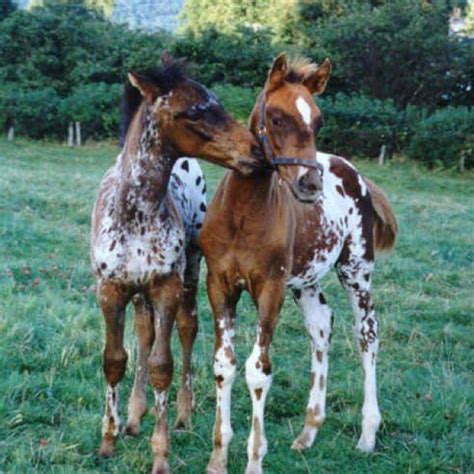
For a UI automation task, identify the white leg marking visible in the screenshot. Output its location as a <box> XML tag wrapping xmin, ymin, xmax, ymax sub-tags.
<box><xmin>102</xmin><ymin>384</ymin><xmax>120</xmax><ymax>437</ymax></box>
<box><xmin>208</xmin><ymin>324</ymin><xmax>237</xmax><ymax>473</ymax></box>
<box><xmin>341</xmin><ymin>265</ymin><xmax>381</xmax><ymax>452</ymax></box>
<box><xmin>292</xmin><ymin>287</ymin><xmax>331</xmax><ymax>450</ymax></box>
<box><xmin>214</xmin><ymin>328</ymin><xmax>237</xmax><ymax>447</ymax></box>
<box><xmin>245</xmin><ymin>341</ymin><xmax>272</xmax><ymax>474</ymax></box>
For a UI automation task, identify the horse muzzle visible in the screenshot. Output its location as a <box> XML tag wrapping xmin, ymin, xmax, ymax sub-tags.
<box><xmin>292</xmin><ymin>167</ymin><xmax>323</xmax><ymax>203</ymax></box>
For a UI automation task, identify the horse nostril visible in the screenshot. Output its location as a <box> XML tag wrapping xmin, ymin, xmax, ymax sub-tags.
<box><xmin>298</xmin><ymin>174</ymin><xmax>321</xmax><ymax>194</ymax></box>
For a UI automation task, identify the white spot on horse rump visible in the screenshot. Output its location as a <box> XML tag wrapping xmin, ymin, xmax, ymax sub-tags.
<box><xmin>296</xmin><ymin>97</ymin><xmax>312</xmax><ymax>126</ymax></box>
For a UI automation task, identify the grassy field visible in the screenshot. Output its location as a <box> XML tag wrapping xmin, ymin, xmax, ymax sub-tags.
<box><xmin>0</xmin><ymin>138</ymin><xmax>472</xmax><ymax>473</ymax></box>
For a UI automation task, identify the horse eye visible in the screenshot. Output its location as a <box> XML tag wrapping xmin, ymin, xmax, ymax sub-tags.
<box><xmin>272</xmin><ymin>117</ymin><xmax>283</xmax><ymax>127</ymax></box>
<box><xmin>184</xmin><ymin>108</ymin><xmax>202</xmax><ymax>122</ymax></box>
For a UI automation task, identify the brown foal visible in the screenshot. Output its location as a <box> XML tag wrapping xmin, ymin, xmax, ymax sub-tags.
<box><xmin>200</xmin><ymin>54</ymin><xmax>398</xmax><ymax>473</ymax></box>
<box><xmin>90</xmin><ymin>55</ymin><xmax>264</xmax><ymax>473</ymax></box>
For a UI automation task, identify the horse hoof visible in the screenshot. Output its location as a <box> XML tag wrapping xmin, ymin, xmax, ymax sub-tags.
<box><xmin>173</xmin><ymin>413</ymin><xmax>191</xmax><ymax>431</ymax></box>
<box><xmin>98</xmin><ymin>437</ymin><xmax>116</xmax><ymax>457</ymax></box>
<box><xmin>174</xmin><ymin>388</ymin><xmax>193</xmax><ymax>430</ymax></box>
<box><xmin>356</xmin><ymin>435</ymin><xmax>376</xmax><ymax>453</ymax></box>
<box><xmin>245</xmin><ymin>463</ymin><xmax>263</xmax><ymax>474</ymax></box>
<box><xmin>207</xmin><ymin>455</ymin><xmax>228</xmax><ymax>474</ymax></box>
<box><xmin>124</xmin><ymin>421</ymin><xmax>140</xmax><ymax>437</ymax></box>
<box><xmin>291</xmin><ymin>428</ymin><xmax>316</xmax><ymax>451</ymax></box>
<box><xmin>291</xmin><ymin>438</ymin><xmax>307</xmax><ymax>451</ymax></box>
<box><xmin>207</xmin><ymin>464</ymin><xmax>227</xmax><ymax>474</ymax></box>
<box><xmin>151</xmin><ymin>458</ymin><xmax>170</xmax><ymax>474</ymax></box>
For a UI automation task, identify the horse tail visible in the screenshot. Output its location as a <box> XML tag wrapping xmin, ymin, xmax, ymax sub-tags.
<box><xmin>366</xmin><ymin>178</ymin><xmax>398</xmax><ymax>254</ymax></box>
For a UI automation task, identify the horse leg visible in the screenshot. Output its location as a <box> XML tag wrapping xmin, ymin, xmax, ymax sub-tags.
<box><xmin>125</xmin><ymin>294</ymin><xmax>155</xmax><ymax>436</ymax></box>
<box><xmin>291</xmin><ymin>285</ymin><xmax>332</xmax><ymax>451</ymax></box>
<box><xmin>207</xmin><ymin>272</ymin><xmax>240</xmax><ymax>474</ymax></box>
<box><xmin>147</xmin><ymin>273</ymin><xmax>181</xmax><ymax>474</ymax></box>
<box><xmin>97</xmin><ymin>281</ymin><xmax>131</xmax><ymax>457</ymax></box>
<box><xmin>174</xmin><ymin>245</ymin><xmax>200</xmax><ymax>429</ymax></box>
<box><xmin>245</xmin><ymin>281</ymin><xmax>285</xmax><ymax>474</ymax></box>
<box><xmin>337</xmin><ymin>261</ymin><xmax>381</xmax><ymax>452</ymax></box>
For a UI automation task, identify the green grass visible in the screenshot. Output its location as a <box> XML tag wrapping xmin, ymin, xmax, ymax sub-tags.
<box><xmin>0</xmin><ymin>138</ymin><xmax>472</xmax><ymax>473</ymax></box>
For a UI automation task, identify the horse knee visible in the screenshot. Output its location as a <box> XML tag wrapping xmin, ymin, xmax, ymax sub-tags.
<box><xmin>245</xmin><ymin>346</ymin><xmax>272</xmax><ymax>391</ymax></box>
<box><xmin>148</xmin><ymin>355</ymin><xmax>173</xmax><ymax>391</ymax></box>
<box><xmin>214</xmin><ymin>346</ymin><xmax>237</xmax><ymax>387</ymax></box>
<box><xmin>103</xmin><ymin>347</ymin><xmax>127</xmax><ymax>385</ymax></box>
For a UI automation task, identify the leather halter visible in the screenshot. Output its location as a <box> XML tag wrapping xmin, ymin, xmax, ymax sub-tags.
<box><xmin>257</xmin><ymin>96</ymin><xmax>323</xmax><ymax>174</ymax></box>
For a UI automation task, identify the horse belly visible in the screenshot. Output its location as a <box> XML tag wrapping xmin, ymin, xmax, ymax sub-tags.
<box><xmin>287</xmin><ymin>239</ymin><xmax>343</xmax><ymax>289</ymax></box>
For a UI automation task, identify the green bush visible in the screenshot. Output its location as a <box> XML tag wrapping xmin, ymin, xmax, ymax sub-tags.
<box><xmin>59</xmin><ymin>83</ymin><xmax>122</xmax><ymax>139</ymax></box>
<box><xmin>317</xmin><ymin>93</ymin><xmax>403</xmax><ymax>158</ymax></box>
<box><xmin>407</xmin><ymin>107</ymin><xmax>474</xmax><ymax>169</ymax></box>
<box><xmin>302</xmin><ymin>0</ymin><xmax>473</xmax><ymax>108</ymax></box>
<box><xmin>2</xmin><ymin>88</ymin><xmax>62</xmax><ymax>139</ymax></box>
<box><xmin>211</xmin><ymin>84</ymin><xmax>259</xmax><ymax>123</ymax></box>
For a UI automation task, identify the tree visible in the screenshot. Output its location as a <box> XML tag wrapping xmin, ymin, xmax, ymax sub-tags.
<box><xmin>309</xmin><ymin>0</ymin><xmax>473</xmax><ymax>107</ymax></box>
<box><xmin>0</xmin><ymin>0</ymin><xmax>17</xmax><ymax>21</ymax></box>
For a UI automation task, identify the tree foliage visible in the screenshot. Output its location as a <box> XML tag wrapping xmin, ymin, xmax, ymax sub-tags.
<box><xmin>0</xmin><ymin>2</ymin><xmax>171</xmax><ymax>139</ymax></box>
<box><xmin>309</xmin><ymin>0</ymin><xmax>473</xmax><ymax>107</ymax></box>
<box><xmin>0</xmin><ymin>0</ymin><xmax>17</xmax><ymax>21</ymax></box>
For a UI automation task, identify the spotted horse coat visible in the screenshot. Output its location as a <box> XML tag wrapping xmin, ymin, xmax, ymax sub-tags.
<box><xmin>91</xmin><ymin>150</ymin><xmax>207</xmax><ymax>441</ymax></box>
<box><xmin>92</xmin><ymin>156</ymin><xmax>206</xmax><ymax>286</ymax></box>
<box><xmin>201</xmin><ymin>53</ymin><xmax>399</xmax><ymax>474</ymax></box>
<box><xmin>201</xmin><ymin>151</ymin><xmax>398</xmax><ymax>474</ymax></box>
<box><xmin>89</xmin><ymin>56</ymin><xmax>266</xmax><ymax>474</ymax></box>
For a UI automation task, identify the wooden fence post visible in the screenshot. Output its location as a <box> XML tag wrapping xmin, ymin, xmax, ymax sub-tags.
<box><xmin>378</xmin><ymin>145</ymin><xmax>386</xmax><ymax>166</ymax></box>
<box><xmin>75</xmin><ymin>121</ymin><xmax>81</xmax><ymax>146</ymax></box>
<box><xmin>68</xmin><ymin>122</ymin><xmax>74</xmax><ymax>146</ymax></box>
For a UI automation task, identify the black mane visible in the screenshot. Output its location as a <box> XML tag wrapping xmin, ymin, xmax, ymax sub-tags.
<box><xmin>119</xmin><ymin>59</ymin><xmax>187</xmax><ymax>147</ymax></box>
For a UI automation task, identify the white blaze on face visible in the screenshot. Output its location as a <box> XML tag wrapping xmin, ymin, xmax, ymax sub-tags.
<box><xmin>296</xmin><ymin>96</ymin><xmax>312</xmax><ymax>126</ymax></box>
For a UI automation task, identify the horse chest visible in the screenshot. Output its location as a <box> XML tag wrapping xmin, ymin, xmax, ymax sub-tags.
<box><xmin>93</xmin><ymin>212</ymin><xmax>185</xmax><ymax>285</ymax></box>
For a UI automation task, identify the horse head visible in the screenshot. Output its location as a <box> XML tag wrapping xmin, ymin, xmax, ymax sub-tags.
<box><xmin>250</xmin><ymin>53</ymin><xmax>332</xmax><ymax>202</ymax></box>
<box><xmin>126</xmin><ymin>52</ymin><xmax>265</xmax><ymax>175</ymax></box>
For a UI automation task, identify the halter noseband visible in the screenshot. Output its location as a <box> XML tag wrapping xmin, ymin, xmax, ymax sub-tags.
<box><xmin>257</xmin><ymin>96</ymin><xmax>323</xmax><ymax>174</ymax></box>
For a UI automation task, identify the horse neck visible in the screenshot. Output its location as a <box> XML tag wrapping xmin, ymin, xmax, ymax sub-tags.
<box><xmin>226</xmin><ymin>171</ymin><xmax>289</xmax><ymax>215</ymax></box>
<box><xmin>116</xmin><ymin>104</ymin><xmax>175</xmax><ymax>221</ymax></box>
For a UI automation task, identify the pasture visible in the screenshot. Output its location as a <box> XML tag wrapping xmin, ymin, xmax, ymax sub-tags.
<box><xmin>0</xmin><ymin>138</ymin><xmax>472</xmax><ymax>473</ymax></box>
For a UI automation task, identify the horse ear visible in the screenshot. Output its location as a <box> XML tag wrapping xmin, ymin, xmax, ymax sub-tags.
<box><xmin>128</xmin><ymin>72</ymin><xmax>160</xmax><ymax>103</ymax></box>
<box><xmin>267</xmin><ymin>52</ymin><xmax>288</xmax><ymax>90</ymax></box>
<box><xmin>303</xmin><ymin>58</ymin><xmax>332</xmax><ymax>95</ymax></box>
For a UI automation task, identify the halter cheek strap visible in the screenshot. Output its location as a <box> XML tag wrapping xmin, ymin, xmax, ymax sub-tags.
<box><xmin>257</xmin><ymin>96</ymin><xmax>323</xmax><ymax>174</ymax></box>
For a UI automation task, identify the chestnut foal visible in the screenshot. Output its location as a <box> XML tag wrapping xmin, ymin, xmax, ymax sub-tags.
<box><xmin>91</xmin><ymin>56</ymin><xmax>264</xmax><ymax>473</ymax></box>
<box><xmin>200</xmin><ymin>54</ymin><xmax>398</xmax><ymax>473</ymax></box>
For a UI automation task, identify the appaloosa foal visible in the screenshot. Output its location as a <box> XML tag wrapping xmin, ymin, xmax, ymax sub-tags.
<box><xmin>201</xmin><ymin>54</ymin><xmax>398</xmax><ymax>473</ymax></box>
<box><xmin>90</xmin><ymin>57</ymin><xmax>263</xmax><ymax>473</ymax></box>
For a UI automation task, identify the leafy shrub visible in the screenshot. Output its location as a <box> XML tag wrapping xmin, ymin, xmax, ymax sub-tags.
<box><xmin>59</xmin><ymin>83</ymin><xmax>122</xmax><ymax>140</ymax></box>
<box><xmin>317</xmin><ymin>93</ymin><xmax>403</xmax><ymax>158</ymax></box>
<box><xmin>211</xmin><ymin>84</ymin><xmax>259</xmax><ymax>123</ymax></box>
<box><xmin>301</xmin><ymin>0</ymin><xmax>473</xmax><ymax>108</ymax></box>
<box><xmin>407</xmin><ymin>107</ymin><xmax>473</xmax><ymax>169</ymax></box>
<box><xmin>3</xmin><ymin>88</ymin><xmax>62</xmax><ymax>139</ymax></box>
